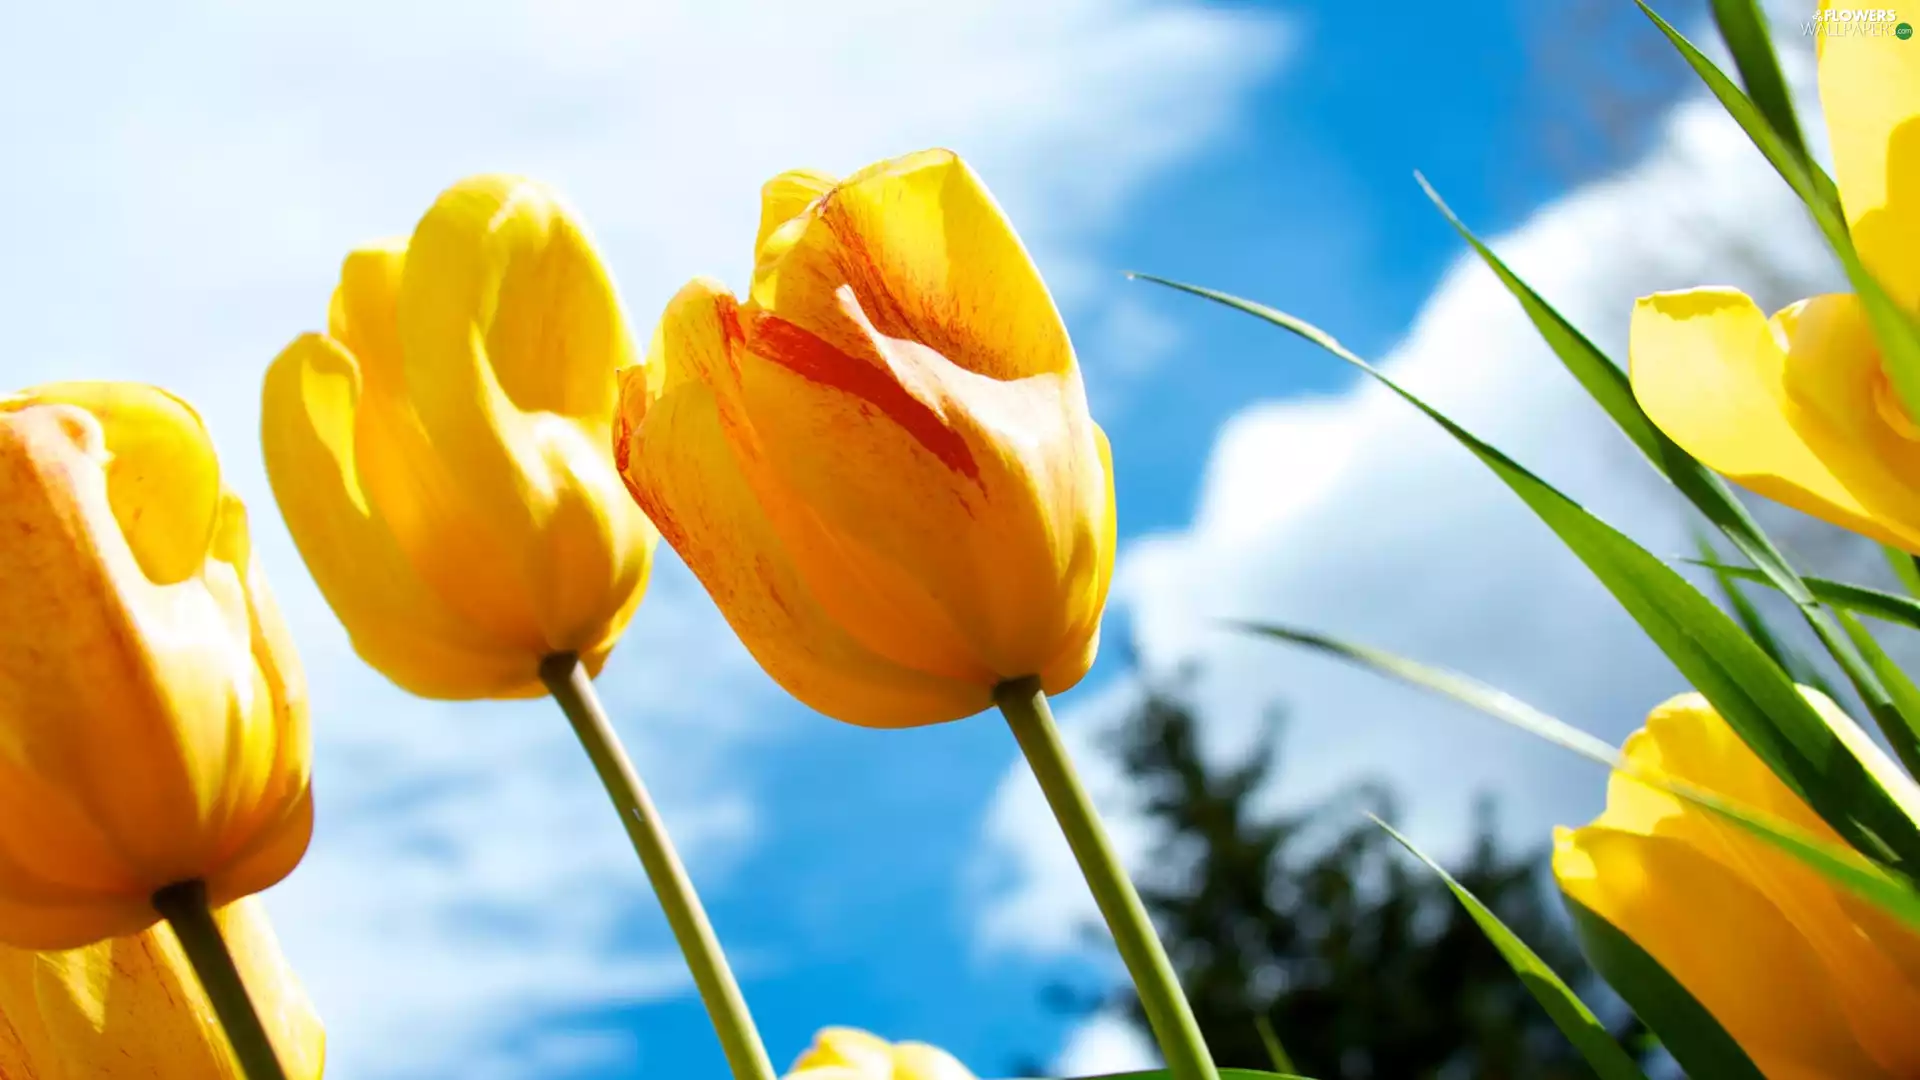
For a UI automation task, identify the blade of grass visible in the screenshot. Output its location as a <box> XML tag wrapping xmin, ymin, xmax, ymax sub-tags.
<box><xmin>1238</xmin><ymin>621</ymin><xmax>1920</xmax><ymax>938</ymax></box>
<box><xmin>1690</xmin><ymin>560</ymin><xmax>1920</xmax><ymax>631</ymax></box>
<box><xmin>1132</xmin><ymin>272</ymin><xmax>1920</xmax><ymax>869</ymax></box>
<box><xmin>1375</xmin><ymin>819</ymin><xmax>1649</xmax><ymax>1080</ymax></box>
<box><xmin>1251</xmin><ymin>1016</ymin><xmax>1295</xmax><ymax>1075</ymax></box>
<box><xmin>1705</xmin><ymin>0</ymin><xmax>1814</xmax><ymax>188</ymax></box>
<box><xmin>1413</xmin><ymin>173</ymin><xmax>1920</xmax><ymax>778</ymax></box>
<box><xmin>1885</xmin><ymin>544</ymin><xmax>1920</xmax><ymax>598</ymax></box>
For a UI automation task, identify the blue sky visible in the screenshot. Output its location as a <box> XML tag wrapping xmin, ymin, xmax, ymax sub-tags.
<box><xmin>9</xmin><ymin>1</ymin><xmax>1874</xmax><ymax>1078</ymax></box>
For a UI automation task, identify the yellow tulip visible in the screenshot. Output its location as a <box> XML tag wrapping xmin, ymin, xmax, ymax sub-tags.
<box><xmin>1555</xmin><ymin>689</ymin><xmax>1920</xmax><ymax>1080</ymax></box>
<box><xmin>1629</xmin><ymin>0</ymin><xmax>1920</xmax><ymax>549</ymax></box>
<box><xmin>613</xmin><ymin>149</ymin><xmax>1115</xmax><ymax>727</ymax></box>
<box><xmin>785</xmin><ymin>1027</ymin><xmax>976</xmax><ymax>1080</ymax></box>
<box><xmin>263</xmin><ymin>174</ymin><xmax>656</xmax><ymax>700</ymax></box>
<box><xmin>0</xmin><ymin>383</ymin><xmax>312</xmax><ymax>950</ymax></box>
<box><xmin>0</xmin><ymin>895</ymin><xmax>324</xmax><ymax>1079</ymax></box>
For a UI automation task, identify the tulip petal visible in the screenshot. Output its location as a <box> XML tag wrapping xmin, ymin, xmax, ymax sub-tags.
<box><xmin>0</xmin><ymin>897</ymin><xmax>323</xmax><ymax>1080</ymax></box>
<box><xmin>327</xmin><ymin>240</ymin><xmax>409</xmax><ymax>396</ymax></box>
<box><xmin>753</xmin><ymin>149</ymin><xmax>1074</xmax><ymax>382</ymax></box>
<box><xmin>403</xmin><ymin>174</ymin><xmax>633</xmax><ymax>419</ymax></box>
<box><xmin>1</xmin><ymin>382</ymin><xmax>221</xmax><ymax>586</ymax></box>
<box><xmin>893</xmin><ymin>1042</ymin><xmax>978</xmax><ymax>1080</ymax></box>
<box><xmin>732</xmin><ymin>302</ymin><xmax>1112</xmax><ymax>686</ymax></box>
<box><xmin>261</xmin><ymin>333</ymin><xmax>543</xmax><ymax>698</ymax></box>
<box><xmin>1631</xmin><ymin>288</ymin><xmax>1920</xmax><ymax>550</ymax></box>
<box><xmin>1595</xmin><ymin>691</ymin><xmax>1920</xmax><ymax>1062</ymax></box>
<box><xmin>1817</xmin><ymin>0</ymin><xmax>1920</xmax><ymax>307</ymax></box>
<box><xmin>387</xmin><ymin>174</ymin><xmax>655</xmax><ymax>656</ymax></box>
<box><xmin>754</xmin><ymin>168</ymin><xmax>836</xmax><ymax>260</ymax></box>
<box><xmin>1556</xmin><ymin>826</ymin><xmax>1895</xmax><ymax>1080</ymax></box>
<box><xmin>618</xmin><ymin>282</ymin><xmax>987</xmax><ymax>726</ymax></box>
<box><xmin>792</xmin><ymin>1027</ymin><xmax>896</xmax><ymax>1072</ymax></box>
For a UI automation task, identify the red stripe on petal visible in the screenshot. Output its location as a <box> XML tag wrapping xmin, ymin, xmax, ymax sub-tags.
<box><xmin>746</xmin><ymin>311</ymin><xmax>979</xmax><ymax>481</ymax></box>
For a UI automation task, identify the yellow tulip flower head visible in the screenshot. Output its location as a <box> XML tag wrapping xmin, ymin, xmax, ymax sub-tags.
<box><xmin>1630</xmin><ymin>1</ymin><xmax>1920</xmax><ymax>549</ymax></box>
<box><xmin>263</xmin><ymin>174</ymin><xmax>658</xmax><ymax>700</ymax></box>
<box><xmin>1556</xmin><ymin>689</ymin><xmax>1920</xmax><ymax>1080</ymax></box>
<box><xmin>0</xmin><ymin>383</ymin><xmax>312</xmax><ymax>950</ymax></box>
<box><xmin>614</xmin><ymin>149</ymin><xmax>1116</xmax><ymax>727</ymax></box>
<box><xmin>785</xmin><ymin>1026</ymin><xmax>977</xmax><ymax>1080</ymax></box>
<box><xmin>0</xmin><ymin>896</ymin><xmax>324</xmax><ymax>1079</ymax></box>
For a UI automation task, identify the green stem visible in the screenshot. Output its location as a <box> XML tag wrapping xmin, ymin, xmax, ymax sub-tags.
<box><xmin>995</xmin><ymin>677</ymin><xmax>1218</xmax><ymax>1080</ymax></box>
<box><xmin>540</xmin><ymin>653</ymin><xmax>776</xmax><ymax>1080</ymax></box>
<box><xmin>151</xmin><ymin>880</ymin><xmax>289</xmax><ymax>1080</ymax></box>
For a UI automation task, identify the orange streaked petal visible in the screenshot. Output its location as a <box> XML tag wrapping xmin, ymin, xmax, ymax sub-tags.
<box><xmin>619</xmin><ymin>282</ymin><xmax>987</xmax><ymax>726</ymax></box>
<box><xmin>733</xmin><ymin>298</ymin><xmax>1111</xmax><ymax>686</ymax></box>
<box><xmin>755</xmin><ymin>149</ymin><xmax>1074</xmax><ymax>382</ymax></box>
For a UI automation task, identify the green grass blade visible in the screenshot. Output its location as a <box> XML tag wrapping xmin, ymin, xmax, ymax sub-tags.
<box><xmin>1411</xmin><ymin>172</ymin><xmax>1664</xmax><ymax>464</ymax></box>
<box><xmin>1838</xmin><ymin>610</ymin><xmax>1920</xmax><ymax>771</ymax></box>
<box><xmin>1690</xmin><ymin>561</ymin><xmax>1920</xmax><ymax>631</ymax></box>
<box><xmin>1884</xmin><ymin>544</ymin><xmax>1920</xmax><ymax>598</ymax></box>
<box><xmin>1238</xmin><ymin>622</ymin><xmax>1920</xmax><ymax>938</ymax></box>
<box><xmin>1562</xmin><ymin>897</ymin><xmax>1766</xmax><ymax>1080</ymax></box>
<box><xmin>1375</xmin><ymin>819</ymin><xmax>1650</xmax><ymax>1080</ymax></box>
<box><xmin>1413</xmin><ymin>173</ymin><xmax>1920</xmax><ymax>777</ymax></box>
<box><xmin>1251</xmin><ymin>1015</ymin><xmax>1295</xmax><ymax>1075</ymax></box>
<box><xmin>1696</xmin><ymin>533</ymin><xmax>1794</xmax><ymax>672</ymax></box>
<box><xmin>1133</xmin><ymin>272</ymin><xmax>1920</xmax><ymax>870</ymax></box>
<box><xmin>1691</xmin><ymin>535</ymin><xmax>1841</xmax><ymax>704</ymax></box>
<box><xmin>1638</xmin><ymin>0</ymin><xmax>1920</xmax><ymax>424</ymax></box>
<box><xmin>1706</xmin><ymin>0</ymin><xmax>1813</xmax><ymax>182</ymax></box>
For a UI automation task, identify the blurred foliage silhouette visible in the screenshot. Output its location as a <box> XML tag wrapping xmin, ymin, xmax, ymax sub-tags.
<box><xmin>1016</xmin><ymin>672</ymin><xmax>1652</xmax><ymax>1079</ymax></box>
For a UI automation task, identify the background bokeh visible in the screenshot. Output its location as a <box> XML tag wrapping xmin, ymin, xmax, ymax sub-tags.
<box><xmin>2</xmin><ymin>0</ymin><xmax>1867</xmax><ymax>1076</ymax></box>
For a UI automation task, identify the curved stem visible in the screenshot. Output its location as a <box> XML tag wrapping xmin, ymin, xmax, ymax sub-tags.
<box><xmin>995</xmin><ymin>676</ymin><xmax>1218</xmax><ymax>1080</ymax></box>
<box><xmin>540</xmin><ymin>653</ymin><xmax>776</xmax><ymax>1080</ymax></box>
<box><xmin>152</xmin><ymin>880</ymin><xmax>289</xmax><ymax>1080</ymax></box>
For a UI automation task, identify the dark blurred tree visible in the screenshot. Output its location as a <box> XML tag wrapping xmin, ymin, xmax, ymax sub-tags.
<box><xmin>1028</xmin><ymin>676</ymin><xmax>1650</xmax><ymax>1080</ymax></box>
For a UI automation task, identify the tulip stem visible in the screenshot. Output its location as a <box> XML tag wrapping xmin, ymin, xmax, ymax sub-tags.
<box><xmin>152</xmin><ymin>880</ymin><xmax>289</xmax><ymax>1080</ymax></box>
<box><xmin>995</xmin><ymin>677</ymin><xmax>1219</xmax><ymax>1080</ymax></box>
<box><xmin>540</xmin><ymin>653</ymin><xmax>776</xmax><ymax>1080</ymax></box>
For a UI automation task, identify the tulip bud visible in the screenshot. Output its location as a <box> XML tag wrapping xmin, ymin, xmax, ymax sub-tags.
<box><xmin>0</xmin><ymin>895</ymin><xmax>323</xmax><ymax>1079</ymax></box>
<box><xmin>614</xmin><ymin>149</ymin><xmax>1115</xmax><ymax>727</ymax></box>
<box><xmin>1556</xmin><ymin>689</ymin><xmax>1920</xmax><ymax>1079</ymax></box>
<box><xmin>785</xmin><ymin>1027</ymin><xmax>976</xmax><ymax>1080</ymax></box>
<box><xmin>0</xmin><ymin>383</ymin><xmax>312</xmax><ymax>950</ymax></box>
<box><xmin>262</xmin><ymin>174</ymin><xmax>657</xmax><ymax>700</ymax></box>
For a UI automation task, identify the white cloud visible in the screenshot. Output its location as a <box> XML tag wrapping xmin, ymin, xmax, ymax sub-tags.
<box><xmin>1054</xmin><ymin>1012</ymin><xmax>1161</xmax><ymax>1077</ymax></box>
<box><xmin>971</xmin><ymin>2</ymin><xmax>1886</xmax><ymax>973</ymax></box>
<box><xmin>0</xmin><ymin>1</ymin><xmax>1286</xmax><ymax>1076</ymax></box>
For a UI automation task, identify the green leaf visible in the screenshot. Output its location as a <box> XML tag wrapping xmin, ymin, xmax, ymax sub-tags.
<box><xmin>1638</xmin><ymin>1</ymin><xmax>1920</xmax><ymax>430</ymax></box>
<box><xmin>1884</xmin><ymin>544</ymin><xmax>1920</xmax><ymax>599</ymax></box>
<box><xmin>1562</xmin><ymin>896</ymin><xmax>1766</xmax><ymax>1080</ymax></box>
<box><xmin>1375</xmin><ymin>819</ymin><xmax>1649</xmax><ymax>1080</ymax></box>
<box><xmin>1064</xmin><ymin>1071</ymin><xmax>1312</xmax><ymax>1080</ymax></box>
<box><xmin>1839</xmin><ymin>610</ymin><xmax>1920</xmax><ymax>753</ymax></box>
<box><xmin>1705</xmin><ymin>0</ymin><xmax>1813</xmax><ymax>185</ymax></box>
<box><xmin>1237</xmin><ymin>621</ymin><xmax>1920</xmax><ymax>939</ymax></box>
<box><xmin>1132</xmin><ymin>272</ymin><xmax>1920</xmax><ymax>871</ymax></box>
<box><xmin>1413</xmin><ymin>172</ymin><xmax>1920</xmax><ymax>780</ymax></box>
<box><xmin>1251</xmin><ymin>1015</ymin><xmax>1295</xmax><ymax>1075</ymax></box>
<box><xmin>1691</xmin><ymin>560</ymin><xmax>1920</xmax><ymax>632</ymax></box>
